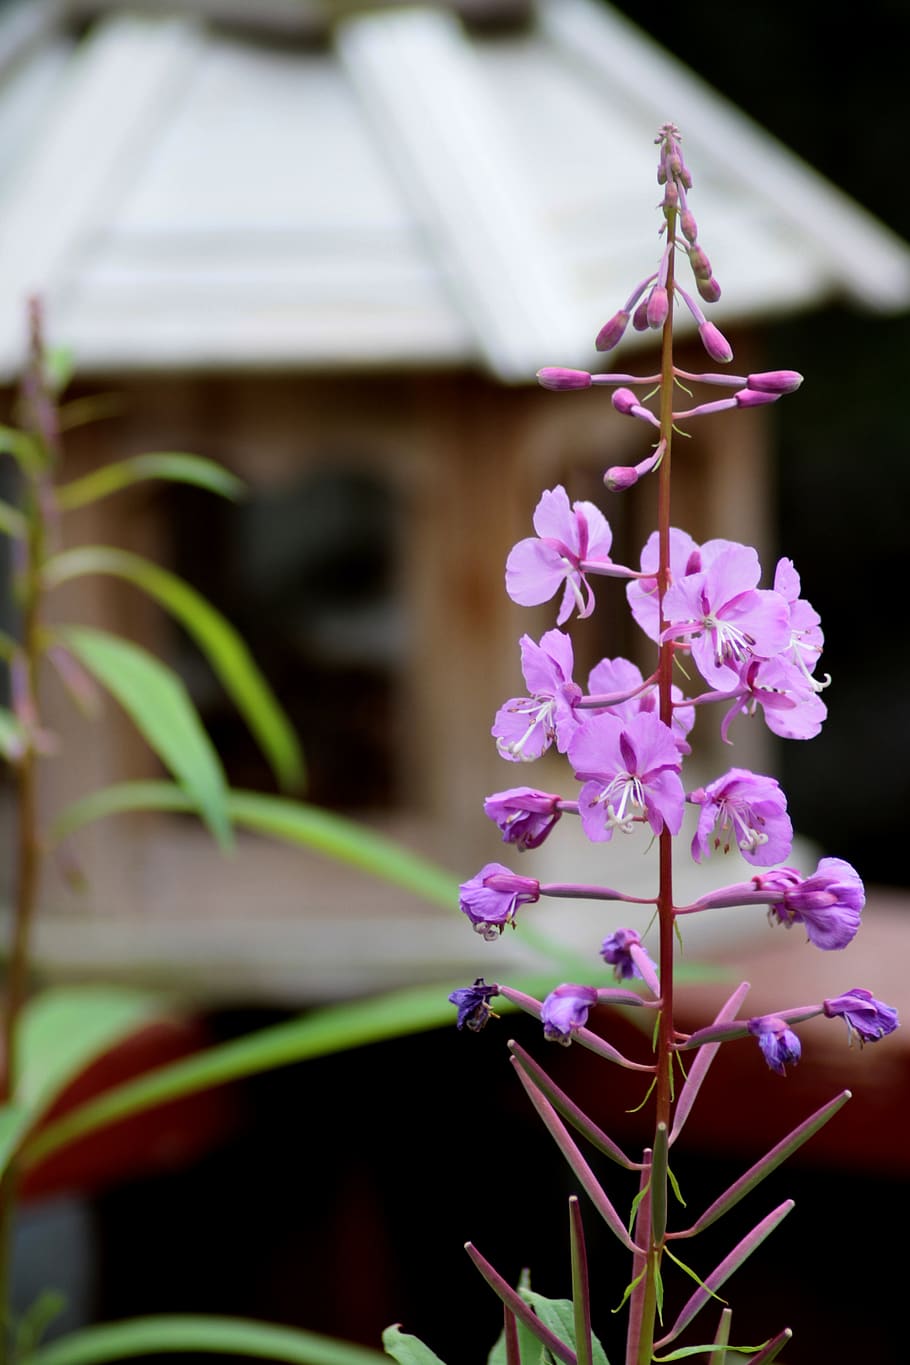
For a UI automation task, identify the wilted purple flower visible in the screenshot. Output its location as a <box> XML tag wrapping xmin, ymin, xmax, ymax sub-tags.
<box><xmin>492</xmin><ymin>630</ymin><xmax>582</xmax><ymax>762</ymax></box>
<box><xmin>823</xmin><ymin>988</ymin><xmax>899</xmax><ymax>1044</ymax></box>
<box><xmin>449</xmin><ymin>978</ymin><xmax>500</xmax><ymax>1031</ymax></box>
<box><xmin>689</xmin><ymin>768</ymin><xmax>793</xmax><ymax>867</ymax></box>
<box><xmin>568</xmin><ymin>710</ymin><xmax>685</xmax><ymax>843</ymax></box>
<box><xmin>459</xmin><ymin>863</ymin><xmax>540</xmax><ymax>939</ymax></box>
<box><xmin>506</xmin><ymin>485</ymin><xmax>618</xmax><ymax>625</ymax></box>
<box><xmin>483</xmin><ymin>786</ymin><xmax>563</xmax><ymax>851</ymax></box>
<box><xmin>662</xmin><ymin>543</ymin><xmax>790</xmax><ymax>689</ymax></box>
<box><xmin>756</xmin><ymin>858</ymin><xmax>864</xmax><ymax>950</ymax></box>
<box><xmin>601</xmin><ymin>927</ymin><xmax>657</xmax><ymax>986</ymax></box>
<box><xmin>541</xmin><ymin>983</ymin><xmax>599</xmax><ymax>1045</ymax></box>
<box><xmin>748</xmin><ymin>1015</ymin><xmax>802</xmax><ymax>1075</ymax></box>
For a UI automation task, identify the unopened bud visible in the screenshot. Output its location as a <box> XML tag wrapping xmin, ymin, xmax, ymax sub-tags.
<box><xmin>735</xmin><ymin>388</ymin><xmax>781</xmax><ymax>408</ymax></box>
<box><xmin>698</xmin><ymin>321</ymin><xmax>733</xmax><ymax>363</ymax></box>
<box><xmin>611</xmin><ymin>387</ymin><xmax>639</xmax><ymax>414</ymax></box>
<box><xmin>595</xmin><ymin>310</ymin><xmax>630</xmax><ymax>352</ymax></box>
<box><xmin>632</xmin><ymin>298</ymin><xmax>650</xmax><ymax>331</ymax></box>
<box><xmin>746</xmin><ymin>370</ymin><xmax>804</xmax><ymax>395</ymax></box>
<box><xmin>696</xmin><ymin>275</ymin><xmax>722</xmax><ymax>303</ymax></box>
<box><xmin>689</xmin><ymin>246</ymin><xmax>711</xmax><ymax>279</ymax></box>
<box><xmin>663</xmin><ymin>182</ymin><xmax>679</xmax><ymax>210</ymax></box>
<box><xmin>537</xmin><ymin>367</ymin><xmax>592</xmax><ymax>391</ymax></box>
<box><xmin>604</xmin><ymin>463</ymin><xmax>640</xmax><ymax>491</ymax></box>
<box><xmin>680</xmin><ymin>209</ymin><xmax>698</xmax><ymax>242</ymax></box>
<box><xmin>646</xmin><ymin>286</ymin><xmax>669</xmax><ymax>329</ymax></box>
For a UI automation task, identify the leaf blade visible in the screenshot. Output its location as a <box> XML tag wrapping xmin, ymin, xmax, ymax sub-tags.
<box><xmin>27</xmin><ymin>1315</ymin><xmax>386</xmax><ymax>1365</ymax></box>
<box><xmin>46</xmin><ymin>547</ymin><xmax>304</xmax><ymax>791</ymax></box>
<box><xmin>55</xmin><ymin>453</ymin><xmax>244</xmax><ymax>511</ymax></box>
<box><xmin>59</xmin><ymin>627</ymin><xmax>231</xmax><ymax>848</ymax></box>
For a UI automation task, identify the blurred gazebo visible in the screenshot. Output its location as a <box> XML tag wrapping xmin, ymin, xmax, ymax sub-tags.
<box><xmin>0</xmin><ymin>0</ymin><xmax>908</xmax><ymax>999</ymax></box>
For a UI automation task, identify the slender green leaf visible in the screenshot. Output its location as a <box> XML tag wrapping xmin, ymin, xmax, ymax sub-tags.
<box><xmin>18</xmin><ymin>985</ymin><xmax>167</xmax><ymax>1119</ymax></box>
<box><xmin>45</xmin><ymin>548</ymin><xmax>303</xmax><ymax>791</ymax></box>
<box><xmin>21</xmin><ymin>974</ymin><xmax>563</xmax><ymax>1171</ymax></box>
<box><xmin>58</xmin><ymin>627</ymin><xmax>231</xmax><ymax>848</ymax></box>
<box><xmin>26</xmin><ymin>1316</ymin><xmax>386</xmax><ymax>1365</ymax></box>
<box><xmin>0</xmin><ymin>498</ymin><xmax>26</xmax><ymax>538</ymax></box>
<box><xmin>51</xmin><ymin>782</ymin><xmax>456</xmax><ymax>908</ymax></box>
<box><xmin>488</xmin><ymin>1316</ymin><xmax>546</xmax><ymax>1365</ymax></box>
<box><xmin>381</xmin><ymin>1326</ymin><xmax>448</xmax><ymax>1365</ymax></box>
<box><xmin>45</xmin><ymin>345</ymin><xmax>75</xmax><ymax>394</ymax></box>
<box><xmin>55</xmin><ymin>452</ymin><xmax>244</xmax><ymax>511</ymax></box>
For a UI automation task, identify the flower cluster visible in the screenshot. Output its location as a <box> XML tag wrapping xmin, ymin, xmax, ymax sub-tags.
<box><xmin>444</xmin><ymin>124</ymin><xmax>897</xmax><ymax>1363</ymax></box>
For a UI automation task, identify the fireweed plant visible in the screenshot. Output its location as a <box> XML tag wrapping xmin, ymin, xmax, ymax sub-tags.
<box><xmin>405</xmin><ymin>126</ymin><xmax>899</xmax><ymax>1364</ymax></box>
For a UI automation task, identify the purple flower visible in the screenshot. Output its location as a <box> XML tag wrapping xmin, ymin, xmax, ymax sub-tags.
<box><xmin>601</xmin><ymin>927</ymin><xmax>656</xmax><ymax>983</ymax></box>
<box><xmin>505</xmin><ymin>485</ymin><xmax>616</xmax><ymax>625</ymax></box>
<box><xmin>755</xmin><ymin>857</ymin><xmax>864</xmax><ymax>950</ymax></box>
<box><xmin>773</xmin><ymin>557</ymin><xmax>828</xmax><ymax>692</ymax></box>
<box><xmin>626</xmin><ymin>527</ymin><xmax>702</xmax><ymax>642</ymax></box>
<box><xmin>541</xmin><ymin>983</ymin><xmax>599</xmax><ymax>1045</ymax></box>
<box><xmin>721</xmin><ymin>655</ymin><xmax>827</xmax><ymax>744</ymax></box>
<box><xmin>689</xmin><ymin>768</ymin><xmax>793</xmax><ymax>867</ymax></box>
<box><xmin>587</xmin><ymin>655</ymin><xmax>695</xmax><ymax>755</ymax></box>
<box><xmin>823</xmin><ymin>988</ymin><xmax>899</xmax><ymax>1044</ymax></box>
<box><xmin>662</xmin><ymin>543</ymin><xmax>791</xmax><ymax>689</ymax></box>
<box><xmin>748</xmin><ymin>1015</ymin><xmax>802</xmax><ymax>1075</ymax></box>
<box><xmin>449</xmin><ymin>979</ymin><xmax>500</xmax><ymax>1031</ymax></box>
<box><xmin>459</xmin><ymin>863</ymin><xmax>540</xmax><ymax>939</ymax></box>
<box><xmin>568</xmin><ymin>710</ymin><xmax>685</xmax><ymax>843</ymax></box>
<box><xmin>483</xmin><ymin>787</ymin><xmax>562</xmax><ymax>851</ymax></box>
<box><xmin>492</xmin><ymin>630</ymin><xmax>582</xmax><ymax>762</ymax></box>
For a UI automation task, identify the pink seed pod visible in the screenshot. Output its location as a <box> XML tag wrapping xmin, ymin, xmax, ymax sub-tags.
<box><xmin>746</xmin><ymin>370</ymin><xmax>804</xmax><ymax>394</ymax></box>
<box><xmin>595</xmin><ymin>310</ymin><xmax>630</xmax><ymax>352</ymax></box>
<box><xmin>537</xmin><ymin>367</ymin><xmax>593</xmax><ymax>391</ymax></box>
<box><xmin>698</xmin><ymin>321</ymin><xmax>733</xmax><ymax>363</ymax></box>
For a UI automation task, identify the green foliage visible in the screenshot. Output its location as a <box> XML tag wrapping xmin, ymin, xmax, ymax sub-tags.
<box><xmin>51</xmin><ymin>781</ymin><xmax>456</xmax><ymax>908</ymax></box>
<box><xmin>25</xmin><ymin>1316</ymin><xmax>387</xmax><ymax>1365</ymax></box>
<box><xmin>58</xmin><ymin>626</ymin><xmax>232</xmax><ymax>848</ymax></box>
<box><xmin>381</xmin><ymin>1326</ymin><xmax>448</xmax><ymax>1365</ymax></box>
<box><xmin>45</xmin><ymin>546</ymin><xmax>304</xmax><ymax>791</ymax></box>
<box><xmin>55</xmin><ymin>452</ymin><xmax>244</xmax><ymax>511</ymax></box>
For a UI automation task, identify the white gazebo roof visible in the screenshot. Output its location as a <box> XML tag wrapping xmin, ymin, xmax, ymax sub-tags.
<box><xmin>0</xmin><ymin>0</ymin><xmax>907</xmax><ymax>382</ymax></box>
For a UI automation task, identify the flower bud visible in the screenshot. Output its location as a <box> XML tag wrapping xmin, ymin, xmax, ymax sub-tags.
<box><xmin>537</xmin><ymin>367</ymin><xmax>593</xmax><ymax>391</ymax></box>
<box><xmin>646</xmin><ymin>286</ymin><xmax>669</xmax><ymax>328</ymax></box>
<box><xmin>604</xmin><ymin>463</ymin><xmax>640</xmax><ymax>491</ymax></box>
<box><xmin>689</xmin><ymin>246</ymin><xmax>712</xmax><ymax>279</ymax></box>
<box><xmin>698</xmin><ymin>321</ymin><xmax>733</xmax><ymax>363</ymax></box>
<box><xmin>680</xmin><ymin>209</ymin><xmax>698</xmax><ymax>242</ymax></box>
<box><xmin>663</xmin><ymin>182</ymin><xmax>679</xmax><ymax>210</ymax></box>
<box><xmin>595</xmin><ymin>310</ymin><xmax>630</xmax><ymax>352</ymax></box>
<box><xmin>735</xmin><ymin>388</ymin><xmax>781</xmax><ymax>408</ymax></box>
<box><xmin>611</xmin><ymin>387</ymin><xmax>639</xmax><ymax>414</ymax></box>
<box><xmin>632</xmin><ymin>298</ymin><xmax>650</xmax><ymax>331</ymax></box>
<box><xmin>696</xmin><ymin>275</ymin><xmax>722</xmax><ymax>303</ymax></box>
<box><xmin>746</xmin><ymin>370</ymin><xmax>804</xmax><ymax>394</ymax></box>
